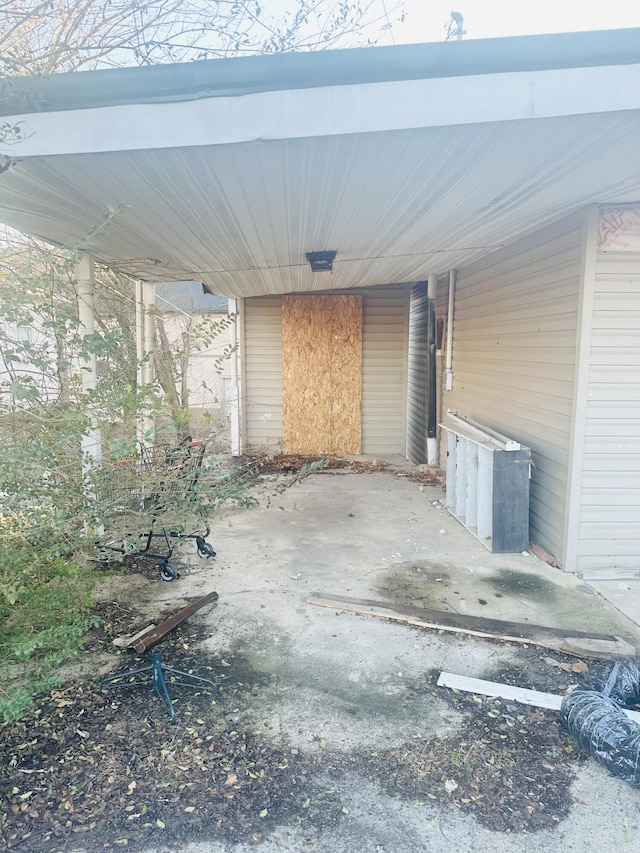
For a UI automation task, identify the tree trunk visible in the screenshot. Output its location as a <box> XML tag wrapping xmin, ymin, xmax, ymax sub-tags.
<box><xmin>154</xmin><ymin>315</ymin><xmax>190</xmax><ymax>434</ymax></box>
<box><xmin>180</xmin><ymin>330</ymin><xmax>190</xmax><ymax>411</ymax></box>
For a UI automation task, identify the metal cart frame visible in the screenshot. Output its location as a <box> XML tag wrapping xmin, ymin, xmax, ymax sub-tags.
<box><xmin>94</xmin><ymin>437</ymin><xmax>216</xmax><ymax>580</ymax></box>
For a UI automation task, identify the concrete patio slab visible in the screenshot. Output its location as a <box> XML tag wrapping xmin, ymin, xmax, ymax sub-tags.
<box><xmin>587</xmin><ymin>579</ymin><xmax>640</xmax><ymax>629</ymax></box>
<box><xmin>111</xmin><ymin>465</ymin><xmax>640</xmax><ymax>853</ymax></box>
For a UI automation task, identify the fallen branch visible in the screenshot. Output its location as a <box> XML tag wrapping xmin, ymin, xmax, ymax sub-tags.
<box><xmin>307</xmin><ymin>593</ymin><xmax>635</xmax><ymax>660</ymax></box>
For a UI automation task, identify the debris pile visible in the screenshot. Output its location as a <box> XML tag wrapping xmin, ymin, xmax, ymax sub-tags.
<box><xmin>561</xmin><ymin>656</ymin><xmax>640</xmax><ymax>787</ymax></box>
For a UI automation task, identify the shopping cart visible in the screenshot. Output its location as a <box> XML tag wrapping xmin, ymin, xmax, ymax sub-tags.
<box><xmin>94</xmin><ymin>437</ymin><xmax>216</xmax><ymax>581</ymax></box>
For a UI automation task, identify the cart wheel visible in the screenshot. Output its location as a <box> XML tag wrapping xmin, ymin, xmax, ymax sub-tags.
<box><xmin>160</xmin><ymin>564</ymin><xmax>180</xmax><ymax>582</ymax></box>
<box><xmin>197</xmin><ymin>542</ymin><xmax>216</xmax><ymax>559</ymax></box>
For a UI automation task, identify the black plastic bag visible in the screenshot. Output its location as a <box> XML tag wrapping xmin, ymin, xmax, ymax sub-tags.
<box><xmin>560</xmin><ymin>689</ymin><xmax>640</xmax><ymax>786</ymax></box>
<box><xmin>583</xmin><ymin>656</ymin><xmax>640</xmax><ymax>707</ymax></box>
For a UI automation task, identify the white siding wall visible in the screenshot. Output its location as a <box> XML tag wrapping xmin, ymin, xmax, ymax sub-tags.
<box><xmin>243</xmin><ymin>286</ymin><xmax>409</xmax><ymax>455</ymax></box>
<box><xmin>445</xmin><ymin>212</ymin><xmax>585</xmax><ymax>564</ymax></box>
<box><xmin>436</xmin><ymin>273</ymin><xmax>451</xmax><ymax>461</ymax></box>
<box><xmin>361</xmin><ymin>286</ymin><xmax>409</xmax><ymax>455</ymax></box>
<box><xmin>159</xmin><ymin>310</ymin><xmax>233</xmax><ymax>428</ymax></box>
<box><xmin>577</xmin><ymin>253</ymin><xmax>640</xmax><ymax>575</ymax></box>
<box><xmin>243</xmin><ymin>296</ymin><xmax>284</xmax><ymax>450</ymax></box>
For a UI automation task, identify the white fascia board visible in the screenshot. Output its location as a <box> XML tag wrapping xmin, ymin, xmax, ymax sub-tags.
<box><xmin>7</xmin><ymin>63</ymin><xmax>640</xmax><ymax>158</ymax></box>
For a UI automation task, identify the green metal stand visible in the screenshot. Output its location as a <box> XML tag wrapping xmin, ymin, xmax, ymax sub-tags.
<box><xmin>100</xmin><ymin>649</ymin><xmax>217</xmax><ymax>724</ymax></box>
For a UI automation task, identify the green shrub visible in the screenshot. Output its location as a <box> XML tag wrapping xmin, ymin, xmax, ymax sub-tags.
<box><xmin>0</xmin><ymin>541</ymin><xmax>99</xmax><ymax>721</ymax></box>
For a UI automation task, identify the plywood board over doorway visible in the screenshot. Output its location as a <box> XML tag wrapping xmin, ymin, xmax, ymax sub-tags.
<box><xmin>282</xmin><ymin>294</ymin><xmax>362</xmax><ymax>454</ymax></box>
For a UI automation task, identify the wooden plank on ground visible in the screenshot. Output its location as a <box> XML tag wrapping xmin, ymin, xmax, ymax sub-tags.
<box><xmin>112</xmin><ymin>591</ymin><xmax>218</xmax><ymax>652</ymax></box>
<box><xmin>307</xmin><ymin>593</ymin><xmax>635</xmax><ymax>660</ymax></box>
<box><xmin>437</xmin><ymin>671</ymin><xmax>640</xmax><ymax>724</ymax></box>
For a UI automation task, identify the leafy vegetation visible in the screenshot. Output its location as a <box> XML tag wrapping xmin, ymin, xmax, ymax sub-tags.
<box><xmin>0</xmin><ymin>538</ymin><xmax>100</xmax><ymax>721</ymax></box>
<box><xmin>0</xmin><ymin>230</ymin><xmax>326</xmax><ymax>720</ymax></box>
<box><xmin>0</xmin><ymin>228</ymin><xmax>238</xmax><ymax>719</ymax></box>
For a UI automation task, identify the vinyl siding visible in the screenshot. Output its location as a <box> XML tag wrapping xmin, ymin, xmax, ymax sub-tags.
<box><xmin>243</xmin><ymin>296</ymin><xmax>284</xmax><ymax>450</ymax></box>
<box><xmin>361</xmin><ymin>287</ymin><xmax>409</xmax><ymax>455</ymax></box>
<box><xmin>577</xmin><ymin>253</ymin><xmax>640</xmax><ymax>574</ymax></box>
<box><xmin>445</xmin><ymin>211</ymin><xmax>585</xmax><ymax>564</ymax></box>
<box><xmin>435</xmin><ymin>273</ymin><xmax>451</xmax><ymax>467</ymax></box>
<box><xmin>243</xmin><ymin>286</ymin><xmax>409</xmax><ymax>455</ymax></box>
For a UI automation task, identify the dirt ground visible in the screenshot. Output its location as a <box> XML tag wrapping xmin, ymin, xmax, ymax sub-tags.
<box><xmin>2</xmin><ymin>465</ymin><xmax>640</xmax><ymax>852</ymax></box>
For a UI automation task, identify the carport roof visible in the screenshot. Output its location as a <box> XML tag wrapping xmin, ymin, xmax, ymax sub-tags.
<box><xmin>1</xmin><ymin>28</ymin><xmax>640</xmax><ymax>296</ymax></box>
<box><xmin>2</xmin><ymin>27</ymin><xmax>640</xmax><ymax>115</ymax></box>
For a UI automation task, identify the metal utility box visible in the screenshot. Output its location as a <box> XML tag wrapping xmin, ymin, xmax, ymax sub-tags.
<box><xmin>440</xmin><ymin>412</ymin><xmax>531</xmax><ymax>553</ymax></box>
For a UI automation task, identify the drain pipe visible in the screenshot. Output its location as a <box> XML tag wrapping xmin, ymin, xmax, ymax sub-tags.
<box><xmin>443</xmin><ymin>269</ymin><xmax>456</xmax><ymax>392</ymax></box>
<box><xmin>227</xmin><ymin>298</ymin><xmax>241</xmax><ymax>456</ymax></box>
<box><xmin>427</xmin><ymin>273</ymin><xmax>438</xmax><ymax>466</ymax></box>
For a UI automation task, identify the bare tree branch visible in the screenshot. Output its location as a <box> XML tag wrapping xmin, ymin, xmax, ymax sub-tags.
<box><xmin>0</xmin><ymin>0</ymin><xmax>404</xmax><ymax>76</ymax></box>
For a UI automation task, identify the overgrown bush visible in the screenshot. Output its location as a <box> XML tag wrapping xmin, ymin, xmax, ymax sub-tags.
<box><xmin>0</xmin><ymin>234</ymin><xmax>325</xmax><ymax>720</ymax></box>
<box><xmin>0</xmin><ymin>234</ymin><xmax>226</xmax><ymax>718</ymax></box>
<box><xmin>0</xmin><ymin>537</ymin><xmax>100</xmax><ymax>721</ymax></box>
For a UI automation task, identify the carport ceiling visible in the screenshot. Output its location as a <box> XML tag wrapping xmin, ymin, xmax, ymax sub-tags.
<box><xmin>1</xmin><ymin>33</ymin><xmax>640</xmax><ymax>296</ymax></box>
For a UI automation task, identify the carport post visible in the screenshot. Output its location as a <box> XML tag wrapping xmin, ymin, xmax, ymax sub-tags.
<box><xmin>227</xmin><ymin>297</ymin><xmax>241</xmax><ymax>455</ymax></box>
<box><xmin>75</xmin><ymin>254</ymin><xmax>102</xmax><ymax>470</ymax></box>
<box><xmin>135</xmin><ymin>280</ymin><xmax>155</xmax><ymax>448</ymax></box>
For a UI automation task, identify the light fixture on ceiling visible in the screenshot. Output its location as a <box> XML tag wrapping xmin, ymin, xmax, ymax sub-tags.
<box><xmin>306</xmin><ymin>250</ymin><xmax>337</xmax><ymax>272</ymax></box>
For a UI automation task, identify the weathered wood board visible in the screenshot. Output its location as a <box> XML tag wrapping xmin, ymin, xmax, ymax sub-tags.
<box><xmin>282</xmin><ymin>294</ymin><xmax>362</xmax><ymax>454</ymax></box>
<box><xmin>112</xmin><ymin>591</ymin><xmax>218</xmax><ymax>652</ymax></box>
<box><xmin>307</xmin><ymin>593</ymin><xmax>635</xmax><ymax>660</ymax></box>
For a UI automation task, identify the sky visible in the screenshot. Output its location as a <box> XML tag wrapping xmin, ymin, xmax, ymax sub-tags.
<box><xmin>383</xmin><ymin>0</ymin><xmax>640</xmax><ymax>44</ymax></box>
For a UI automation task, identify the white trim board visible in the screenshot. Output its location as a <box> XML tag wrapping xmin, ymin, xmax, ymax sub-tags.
<box><xmin>437</xmin><ymin>671</ymin><xmax>640</xmax><ymax>724</ymax></box>
<box><xmin>8</xmin><ymin>64</ymin><xmax>640</xmax><ymax>158</ymax></box>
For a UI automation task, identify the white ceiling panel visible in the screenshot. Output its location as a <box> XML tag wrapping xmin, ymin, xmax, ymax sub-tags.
<box><xmin>1</xmin><ymin>111</ymin><xmax>640</xmax><ymax>296</ymax></box>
